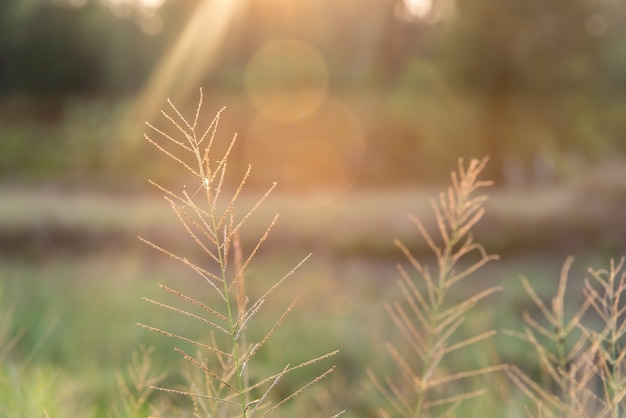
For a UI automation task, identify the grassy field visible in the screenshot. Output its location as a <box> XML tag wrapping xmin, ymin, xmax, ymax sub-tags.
<box><xmin>2</xmin><ymin>249</ymin><xmax>605</xmax><ymax>416</ymax></box>
<box><xmin>2</xmin><ymin>165</ymin><xmax>626</xmax><ymax>258</ymax></box>
<box><xmin>1</xmin><ymin>174</ymin><xmax>625</xmax><ymax>416</ymax></box>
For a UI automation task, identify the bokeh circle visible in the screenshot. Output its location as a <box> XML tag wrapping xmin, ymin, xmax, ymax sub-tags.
<box><xmin>245</xmin><ymin>38</ymin><xmax>329</xmax><ymax>123</ymax></box>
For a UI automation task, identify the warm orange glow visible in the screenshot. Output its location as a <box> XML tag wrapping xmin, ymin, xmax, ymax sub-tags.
<box><xmin>103</xmin><ymin>0</ymin><xmax>164</xmax><ymax>10</ymax></box>
<box><xmin>137</xmin><ymin>0</ymin><xmax>165</xmax><ymax>9</ymax></box>
<box><xmin>244</xmin><ymin>97</ymin><xmax>365</xmax><ymax>207</ymax></box>
<box><xmin>398</xmin><ymin>0</ymin><xmax>454</xmax><ymax>23</ymax></box>
<box><xmin>403</xmin><ymin>0</ymin><xmax>433</xmax><ymax>18</ymax></box>
<box><xmin>245</xmin><ymin>38</ymin><xmax>329</xmax><ymax>123</ymax></box>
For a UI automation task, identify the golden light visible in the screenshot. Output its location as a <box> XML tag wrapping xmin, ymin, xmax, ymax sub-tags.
<box><xmin>103</xmin><ymin>0</ymin><xmax>164</xmax><ymax>10</ymax></box>
<box><xmin>403</xmin><ymin>0</ymin><xmax>433</xmax><ymax>18</ymax></box>
<box><xmin>245</xmin><ymin>38</ymin><xmax>329</xmax><ymax>123</ymax></box>
<box><xmin>585</xmin><ymin>13</ymin><xmax>607</xmax><ymax>37</ymax></box>
<box><xmin>137</xmin><ymin>0</ymin><xmax>165</xmax><ymax>9</ymax></box>
<box><xmin>398</xmin><ymin>0</ymin><xmax>454</xmax><ymax>23</ymax></box>
<box><xmin>244</xmin><ymin>97</ymin><xmax>365</xmax><ymax>208</ymax></box>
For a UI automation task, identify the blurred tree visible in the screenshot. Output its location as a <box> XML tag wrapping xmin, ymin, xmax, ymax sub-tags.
<box><xmin>0</xmin><ymin>0</ymin><xmax>165</xmax><ymax>99</ymax></box>
<box><xmin>438</xmin><ymin>0</ymin><xmax>611</xmax><ymax>184</ymax></box>
<box><xmin>0</xmin><ymin>0</ymin><xmax>624</xmax><ymax>185</ymax></box>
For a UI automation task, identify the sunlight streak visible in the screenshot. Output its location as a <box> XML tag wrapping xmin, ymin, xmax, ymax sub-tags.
<box><xmin>404</xmin><ymin>0</ymin><xmax>432</xmax><ymax>18</ymax></box>
<box><xmin>119</xmin><ymin>0</ymin><xmax>242</xmax><ymax>145</ymax></box>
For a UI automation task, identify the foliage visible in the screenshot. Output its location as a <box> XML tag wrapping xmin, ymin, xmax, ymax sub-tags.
<box><xmin>137</xmin><ymin>90</ymin><xmax>342</xmax><ymax>417</ymax></box>
<box><xmin>368</xmin><ymin>158</ymin><xmax>503</xmax><ymax>417</ymax></box>
<box><xmin>0</xmin><ymin>0</ymin><xmax>162</xmax><ymax>95</ymax></box>
<box><xmin>2</xmin><ymin>87</ymin><xmax>626</xmax><ymax>415</ymax></box>
<box><xmin>0</xmin><ymin>284</ymin><xmax>92</xmax><ymax>417</ymax></box>
<box><xmin>2</xmin><ymin>161</ymin><xmax>626</xmax><ymax>415</ymax></box>
<box><xmin>507</xmin><ymin>257</ymin><xmax>626</xmax><ymax>417</ymax></box>
<box><xmin>2</xmin><ymin>0</ymin><xmax>626</xmax><ymax>185</ymax></box>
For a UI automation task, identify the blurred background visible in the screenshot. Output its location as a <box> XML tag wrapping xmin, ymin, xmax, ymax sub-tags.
<box><xmin>1</xmin><ymin>0</ymin><xmax>626</xmax><ymax>415</ymax></box>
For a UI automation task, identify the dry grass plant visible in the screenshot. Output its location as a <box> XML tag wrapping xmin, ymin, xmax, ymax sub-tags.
<box><xmin>0</xmin><ymin>285</ymin><xmax>88</xmax><ymax>417</ymax></box>
<box><xmin>137</xmin><ymin>89</ymin><xmax>341</xmax><ymax>417</ymax></box>
<box><xmin>114</xmin><ymin>345</ymin><xmax>166</xmax><ymax>418</ymax></box>
<box><xmin>0</xmin><ymin>288</ymin><xmax>23</xmax><ymax>364</ymax></box>
<box><xmin>506</xmin><ymin>256</ymin><xmax>626</xmax><ymax>417</ymax></box>
<box><xmin>368</xmin><ymin>157</ymin><xmax>504</xmax><ymax>417</ymax></box>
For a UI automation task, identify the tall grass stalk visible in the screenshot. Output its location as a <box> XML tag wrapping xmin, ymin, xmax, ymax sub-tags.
<box><xmin>506</xmin><ymin>256</ymin><xmax>626</xmax><ymax>417</ymax></box>
<box><xmin>0</xmin><ymin>287</ymin><xmax>23</xmax><ymax>363</ymax></box>
<box><xmin>113</xmin><ymin>345</ymin><xmax>165</xmax><ymax>418</ymax></box>
<box><xmin>137</xmin><ymin>89</ymin><xmax>341</xmax><ymax>417</ymax></box>
<box><xmin>368</xmin><ymin>157</ymin><xmax>503</xmax><ymax>417</ymax></box>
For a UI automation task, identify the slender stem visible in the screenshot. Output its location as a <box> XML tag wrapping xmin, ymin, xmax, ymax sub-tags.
<box><xmin>413</xmin><ymin>186</ymin><xmax>470</xmax><ymax>417</ymax></box>
<box><xmin>609</xmin><ymin>294</ymin><xmax>619</xmax><ymax>418</ymax></box>
<box><xmin>413</xmin><ymin>234</ymin><xmax>455</xmax><ymax>417</ymax></box>
<box><xmin>192</xmin><ymin>126</ymin><xmax>247</xmax><ymax>417</ymax></box>
<box><xmin>210</xmin><ymin>183</ymin><xmax>247</xmax><ymax>417</ymax></box>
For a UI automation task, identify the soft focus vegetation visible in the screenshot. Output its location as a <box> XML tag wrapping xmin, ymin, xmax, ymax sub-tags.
<box><xmin>2</xmin><ymin>169</ymin><xmax>624</xmax><ymax>416</ymax></box>
<box><xmin>2</xmin><ymin>0</ymin><xmax>626</xmax><ymax>416</ymax></box>
<box><xmin>1</xmin><ymin>0</ymin><xmax>626</xmax><ymax>185</ymax></box>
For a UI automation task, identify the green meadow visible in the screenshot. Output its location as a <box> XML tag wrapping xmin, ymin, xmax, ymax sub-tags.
<box><xmin>2</xmin><ymin>174</ymin><xmax>624</xmax><ymax>416</ymax></box>
<box><xmin>3</xmin><ymin>0</ymin><xmax>626</xmax><ymax>415</ymax></box>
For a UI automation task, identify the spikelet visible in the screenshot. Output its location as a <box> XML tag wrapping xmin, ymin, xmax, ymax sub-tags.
<box><xmin>138</xmin><ymin>89</ymin><xmax>342</xmax><ymax>417</ymax></box>
<box><xmin>369</xmin><ymin>157</ymin><xmax>503</xmax><ymax>417</ymax></box>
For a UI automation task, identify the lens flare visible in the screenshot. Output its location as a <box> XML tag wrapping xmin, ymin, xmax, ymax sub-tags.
<box><xmin>245</xmin><ymin>38</ymin><xmax>329</xmax><ymax>123</ymax></box>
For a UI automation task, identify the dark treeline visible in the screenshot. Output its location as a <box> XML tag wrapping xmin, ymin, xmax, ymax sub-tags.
<box><xmin>1</xmin><ymin>0</ymin><xmax>625</xmax><ymax>186</ymax></box>
<box><xmin>3</xmin><ymin>0</ymin><xmax>624</xmax><ymax>96</ymax></box>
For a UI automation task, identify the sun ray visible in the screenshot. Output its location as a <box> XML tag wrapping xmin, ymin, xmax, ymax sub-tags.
<box><xmin>118</xmin><ymin>0</ymin><xmax>243</xmax><ymax>145</ymax></box>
